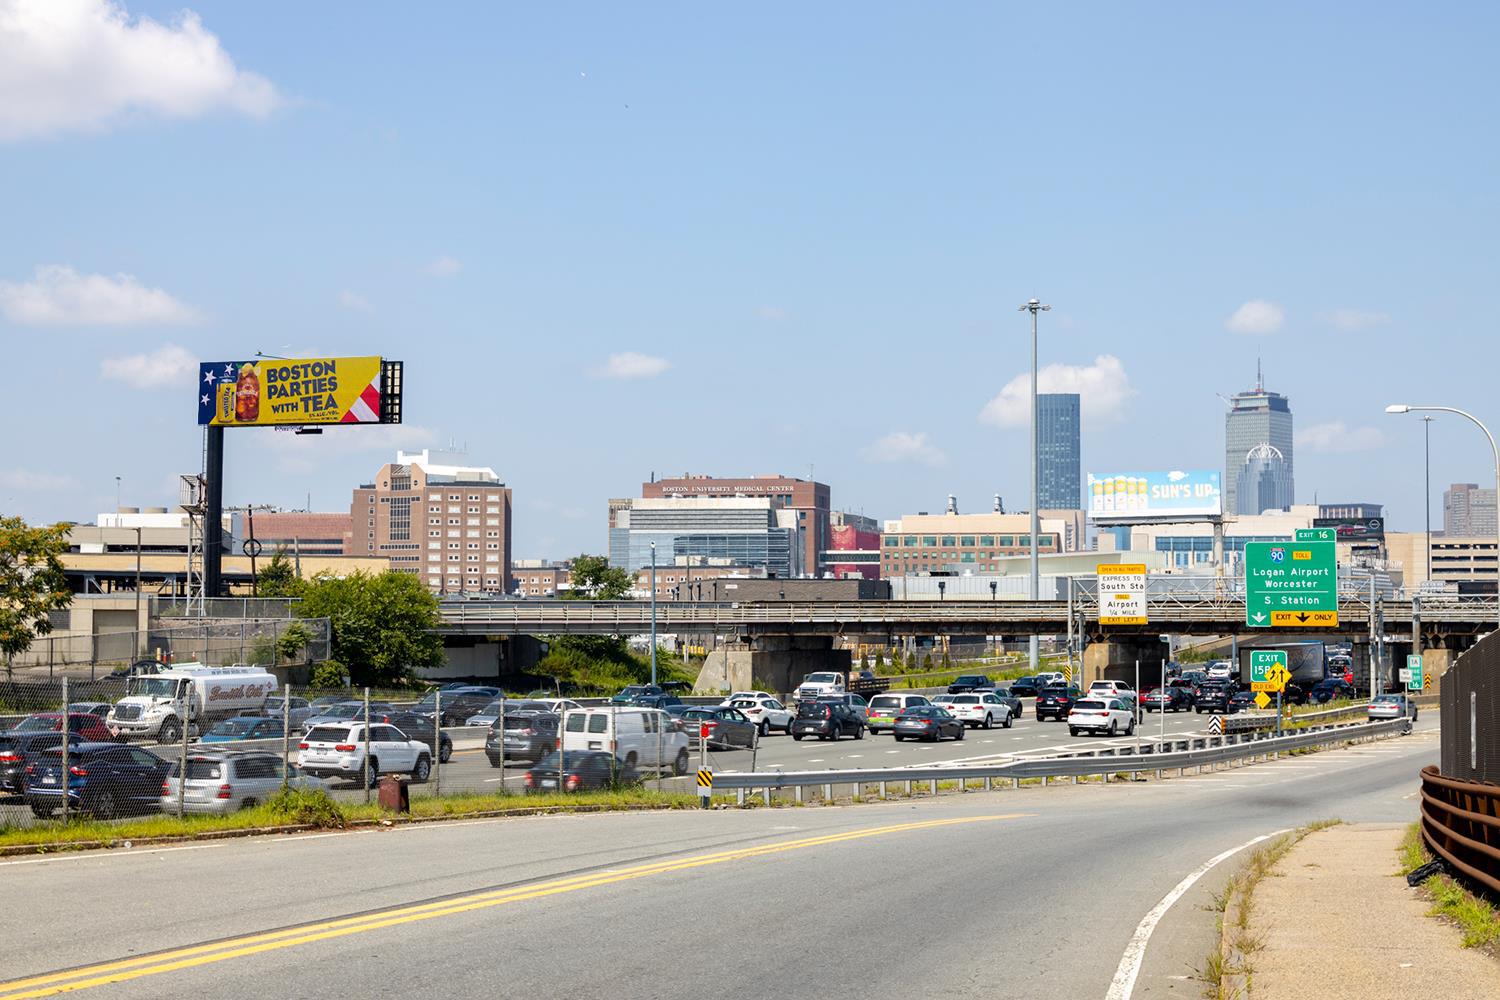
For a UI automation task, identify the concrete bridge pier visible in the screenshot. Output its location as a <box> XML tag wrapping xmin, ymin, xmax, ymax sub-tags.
<box><xmin>694</xmin><ymin>635</ymin><xmax>851</xmax><ymax>697</ymax></box>
<box><xmin>1080</xmin><ymin>638</ymin><xmax>1172</xmax><ymax>689</ymax></box>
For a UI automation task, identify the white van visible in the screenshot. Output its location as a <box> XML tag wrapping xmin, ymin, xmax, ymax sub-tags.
<box><xmin>561</xmin><ymin>708</ymin><xmax>690</xmax><ymax>775</ymax></box>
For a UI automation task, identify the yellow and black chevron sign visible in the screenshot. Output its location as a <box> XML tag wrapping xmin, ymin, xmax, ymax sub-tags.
<box><xmin>697</xmin><ymin>769</ymin><xmax>713</xmax><ymax>789</ymax></box>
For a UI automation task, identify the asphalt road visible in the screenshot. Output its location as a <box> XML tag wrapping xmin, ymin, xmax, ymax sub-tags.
<box><xmin>0</xmin><ymin>722</ymin><xmax>1436</xmax><ymax>999</ymax></box>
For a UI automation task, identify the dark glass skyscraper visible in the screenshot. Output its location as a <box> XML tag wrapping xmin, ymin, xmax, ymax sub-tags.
<box><xmin>1225</xmin><ymin>367</ymin><xmax>1294</xmax><ymax>515</ymax></box>
<box><xmin>1037</xmin><ymin>393</ymin><xmax>1081</xmax><ymax>509</ymax></box>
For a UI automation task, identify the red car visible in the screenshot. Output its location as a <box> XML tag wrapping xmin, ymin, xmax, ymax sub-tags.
<box><xmin>11</xmin><ymin>713</ymin><xmax>116</xmax><ymax>743</ymax></box>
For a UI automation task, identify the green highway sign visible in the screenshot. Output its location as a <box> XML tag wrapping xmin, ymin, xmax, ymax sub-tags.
<box><xmin>1250</xmin><ymin>650</ymin><xmax>1290</xmax><ymax>692</ymax></box>
<box><xmin>1245</xmin><ymin>540</ymin><xmax>1338</xmax><ymax>627</ymax></box>
<box><xmin>1406</xmin><ymin>654</ymin><xmax>1425</xmax><ymax>691</ymax></box>
<box><xmin>1295</xmin><ymin>528</ymin><xmax>1336</xmax><ymax>542</ymax></box>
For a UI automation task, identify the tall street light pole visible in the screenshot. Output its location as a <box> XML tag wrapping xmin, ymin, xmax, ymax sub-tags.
<box><xmin>1387</xmin><ymin>404</ymin><xmax>1500</xmax><ymax>630</ymax></box>
<box><xmin>1424</xmin><ymin>416</ymin><xmax>1433</xmax><ymax>586</ymax></box>
<box><xmin>649</xmin><ymin>541</ymin><xmax>658</xmax><ymax>687</ymax></box>
<box><xmin>1020</xmin><ymin>298</ymin><xmax>1050</xmax><ymax>673</ymax></box>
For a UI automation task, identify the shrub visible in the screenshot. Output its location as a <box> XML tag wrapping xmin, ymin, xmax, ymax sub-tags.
<box><xmin>309</xmin><ymin>659</ymin><xmax>347</xmax><ymax>689</ymax></box>
<box><xmin>265</xmin><ymin>787</ymin><xmax>346</xmax><ymax>828</ymax></box>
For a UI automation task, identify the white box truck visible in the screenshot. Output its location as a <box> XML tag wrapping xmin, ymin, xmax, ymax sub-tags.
<box><xmin>106</xmin><ymin>663</ymin><xmax>278</xmax><ymax>743</ymax></box>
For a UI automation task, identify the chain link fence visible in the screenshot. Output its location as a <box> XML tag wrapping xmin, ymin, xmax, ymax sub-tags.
<box><xmin>7</xmin><ymin>618</ymin><xmax>331</xmax><ymax>680</ymax></box>
<box><xmin>1440</xmin><ymin>630</ymin><xmax>1498</xmax><ymax>784</ymax></box>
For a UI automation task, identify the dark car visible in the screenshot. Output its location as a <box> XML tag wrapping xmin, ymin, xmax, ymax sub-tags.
<box><xmin>487</xmin><ymin>710</ymin><xmax>559</xmax><ymax>766</ymax></box>
<box><xmin>1008</xmin><ymin>676</ymin><xmax>1046</xmax><ymax>698</ymax></box>
<box><xmin>892</xmin><ymin>705</ymin><xmax>965</xmax><ymax>742</ymax></box>
<box><xmin>66</xmin><ymin>702</ymin><xmax>113</xmax><ymax>719</ymax></box>
<box><xmin>25</xmin><ymin>743</ymin><xmax>173</xmax><ymax>818</ymax></box>
<box><xmin>414</xmin><ymin>687</ymin><xmax>502</xmax><ymax>726</ymax></box>
<box><xmin>680</xmin><ymin>707</ymin><xmax>757</xmax><ymax>749</ymax></box>
<box><xmin>610</xmin><ymin>684</ymin><xmax>664</xmax><ymax>706</ymax></box>
<box><xmin>0</xmin><ymin>731</ymin><xmax>84</xmax><ymax>795</ymax></box>
<box><xmin>989</xmin><ymin>687</ymin><xmax>1024</xmax><ymax>720</ymax></box>
<box><xmin>632</xmin><ymin>693</ymin><xmax>685</xmax><ymax>710</ymax></box>
<box><xmin>13</xmin><ymin>712</ymin><xmax>115</xmax><ymax>743</ymax></box>
<box><xmin>1309</xmin><ymin>678</ymin><xmax>1358</xmax><ymax>704</ymax></box>
<box><xmin>302</xmin><ymin>701</ymin><xmax>396</xmax><ymax>732</ymax></box>
<box><xmin>1035</xmin><ymin>686</ymin><xmax>1083</xmax><ymax>722</ymax></box>
<box><xmin>1227</xmin><ymin>689</ymin><xmax>1256</xmax><ymax>713</ymax></box>
<box><xmin>1143</xmin><ymin>686</ymin><xmax>1192</xmax><ymax>713</ymax></box>
<box><xmin>1194</xmin><ymin>683</ymin><xmax>1233</xmax><ymax>714</ymax></box>
<box><xmin>376</xmin><ymin>711</ymin><xmax>455</xmax><ymax>763</ymax></box>
<box><xmin>1281</xmin><ymin>682</ymin><xmax>1308</xmax><ymax>706</ymax></box>
<box><xmin>947</xmin><ymin>674</ymin><xmax>992</xmax><ymax>695</ymax></box>
<box><xmin>791</xmin><ymin>701</ymin><xmax>864</xmax><ymax>742</ymax></box>
<box><xmin>201</xmin><ymin>716</ymin><xmax>285</xmax><ymax>743</ymax></box>
<box><xmin>524</xmin><ymin>750</ymin><xmax>638</xmax><ymax>793</ymax></box>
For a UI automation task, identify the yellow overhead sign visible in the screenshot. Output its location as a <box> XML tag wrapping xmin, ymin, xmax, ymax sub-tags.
<box><xmin>198</xmin><ymin>357</ymin><xmax>385</xmax><ymax>427</ymax></box>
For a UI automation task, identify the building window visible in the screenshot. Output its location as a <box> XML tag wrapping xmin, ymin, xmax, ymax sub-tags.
<box><xmin>487</xmin><ymin>506</ymin><xmax>499</xmax><ymax>514</ymax></box>
<box><xmin>486</xmin><ymin>518</ymin><xmax>499</xmax><ymax>526</ymax></box>
<box><xmin>486</xmin><ymin>542</ymin><xmax>499</xmax><ymax>550</ymax></box>
<box><xmin>486</xmin><ymin>554</ymin><xmax>499</xmax><ymax>563</ymax></box>
<box><xmin>941</xmin><ymin>536</ymin><xmax>956</xmax><ymax>546</ymax></box>
<box><xmin>448</xmin><ymin>555</ymin><xmax>459</xmax><ymax>562</ymax></box>
<box><xmin>921</xmin><ymin>536</ymin><xmax>937</xmax><ymax>547</ymax></box>
<box><xmin>468</xmin><ymin>494</ymin><xmax>480</xmax><ymax>501</ymax></box>
<box><xmin>980</xmin><ymin>536</ymin><xmax>995</xmax><ymax>546</ymax></box>
<box><xmin>467</xmin><ymin>555</ymin><xmax>479</xmax><ymax>562</ymax></box>
<box><xmin>960</xmin><ymin>536</ymin><xmax>975</xmax><ymax>546</ymax></box>
<box><xmin>486</xmin><ymin>530</ymin><xmax>499</xmax><ymax>538</ymax></box>
<box><xmin>467</xmin><ymin>518</ymin><xmax>480</xmax><ymax>526</ymax></box>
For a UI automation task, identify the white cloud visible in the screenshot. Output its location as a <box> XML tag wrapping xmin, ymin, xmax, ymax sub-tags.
<box><xmin>593</xmin><ymin>351</ymin><xmax>670</xmax><ymax>379</ymax></box>
<box><xmin>1295</xmin><ymin>421</ymin><xmax>1386</xmax><ymax>453</ymax></box>
<box><xmin>253</xmin><ymin>424</ymin><xmax>437</xmax><ymax>474</ymax></box>
<box><xmin>100</xmin><ymin>342</ymin><xmax>196</xmax><ymax>388</ymax></box>
<box><xmin>861</xmin><ymin>431</ymin><xmax>947</xmax><ymax>466</ymax></box>
<box><xmin>979</xmin><ymin>354</ymin><xmax>1135</xmax><ymax>428</ymax></box>
<box><xmin>1320</xmin><ymin>308</ymin><xmax>1390</xmax><ymax>331</ymax></box>
<box><xmin>0</xmin><ymin>0</ymin><xmax>281</xmax><ymax>141</ymax></box>
<box><xmin>337</xmin><ymin>290</ymin><xmax>372</xmax><ymax>313</ymax></box>
<box><xmin>0</xmin><ymin>468</ymin><xmax>79</xmax><ymax>492</ymax></box>
<box><xmin>1225</xmin><ymin>299</ymin><xmax>1285</xmax><ymax>334</ymax></box>
<box><xmin>426</xmin><ymin>255</ymin><xmax>461</xmax><ymax>277</ymax></box>
<box><xmin>0</xmin><ymin>265</ymin><xmax>200</xmax><ymax>326</ymax></box>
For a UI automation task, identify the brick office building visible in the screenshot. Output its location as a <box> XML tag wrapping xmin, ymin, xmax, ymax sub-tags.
<box><xmin>251</xmin><ymin>512</ymin><xmax>353</xmax><ymax>558</ymax></box>
<box><xmin>350</xmin><ymin>450</ymin><xmax>512</xmax><ymax>594</ymax></box>
<box><xmin>640</xmin><ymin>474</ymin><xmax>830</xmax><ymax>577</ymax></box>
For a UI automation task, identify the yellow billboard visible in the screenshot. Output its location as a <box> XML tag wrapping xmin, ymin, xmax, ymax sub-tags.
<box><xmin>197</xmin><ymin>357</ymin><xmax>384</xmax><ymax>426</ymax></box>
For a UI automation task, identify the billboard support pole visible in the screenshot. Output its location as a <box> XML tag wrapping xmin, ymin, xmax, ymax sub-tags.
<box><xmin>203</xmin><ymin>425</ymin><xmax>225</xmax><ymax>599</ymax></box>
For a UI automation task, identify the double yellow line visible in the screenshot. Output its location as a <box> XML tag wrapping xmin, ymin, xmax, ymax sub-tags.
<box><xmin>0</xmin><ymin>814</ymin><xmax>1023</xmax><ymax>998</ymax></box>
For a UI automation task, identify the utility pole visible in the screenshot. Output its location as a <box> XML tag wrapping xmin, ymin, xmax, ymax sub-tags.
<box><xmin>1020</xmin><ymin>298</ymin><xmax>1050</xmax><ymax>675</ymax></box>
<box><xmin>649</xmin><ymin>542</ymin><xmax>658</xmax><ymax>687</ymax></box>
<box><xmin>134</xmin><ymin>526</ymin><xmax>143</xmax><ymax>658</ymax></box>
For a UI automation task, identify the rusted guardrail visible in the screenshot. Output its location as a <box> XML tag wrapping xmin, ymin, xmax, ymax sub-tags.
<box><xmin>1419</xmin><ymin>765</ymin><xmax>1500</xmax><ymax>894</ymax></box>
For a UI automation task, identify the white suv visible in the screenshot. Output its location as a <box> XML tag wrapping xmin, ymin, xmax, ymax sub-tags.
<box><xmin>1088</xmin><ymin>680</ymin><xmax>1137</xmax><ymax>704</ymax></box>
<box><xmin>943</xmin><ymin>692</ymin><xmax>1015</xmax><ymax>730</ymax></box>
<box><xmin>298</xmin><ymin>722</ymin><xmax>432</xmax><ymax>787</ymax></box>
<box><xmin>1068</xmin><ymin>698</ymin><xmax>1136</xmax><ymax>737</ymax></box>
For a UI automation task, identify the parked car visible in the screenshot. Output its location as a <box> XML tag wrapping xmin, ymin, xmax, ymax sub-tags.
<box><xmin>201</xmin><ymin>716</ymin><xmax>285</xmax><ymax>743</ymax></box>
<box><xmin>260</xmin><ymin>696</ymin><xmax>313</xmax><ymax>730</ymax></box>
<box><xmin>14</xmin><ymin>712</ymin><xmax>115</xmax><ymax>743</ymax></box>
<box><xmin>465</xmin><ymin>699</ymin><xmax>509</xmax><ymax>729</ymax></box>
<box><xmin>297</xmin><ymin>722</ymin><xmax>432</xmax><ymax>786</ymax></box>
<box><xmin>1194</xmin><ymin>683</ymin><xmax>1234</xmax><ymax>714</ymax></box>
<box><xmin>301</xmin><ymin>701</ymin><xmax>396</xmax><ymax>733</ymax></box>
<box><xmin>487</xmin><ymin>710</ymin><xmax>559</xmax><ymax>766</ymax></box>
<box><xmin>0</xmin><ymin>731</ymin><xmax>83</xmax><ymax>795</ymax></box>
<box><xmin>947</xmin><ymin>674</ymin><xmax>992</xmax><ymax>695</ymax></box>
<box><xmin>1308</xmin><ymin>677</ymin><xmax>1358</xmax><ymax>704</ymax></box>
<box><xmin>680</xmin><ymin>707</ymin><xmax>758</xmax><ymax>750</ymax></box>
<box><xmin>790</xmin><ymin>701</ymin><xmax>864</xmax><ymax>742</ymax></box>
<box><xmin>525</xmin><ymin>697</ymin><xmax>583</xmax><ymax>715</ymax></box>
<box><xmin>892</xmin><ymin>705</ymin><xmax>965</xmax><ymax>742</ymax></box>
<box><xmin>25</xmin><ymin>743</ymin><xmax>173</xmax><ymax>818</ymax></box>
<box><xmin>1035</xmin><ymin>686</ymin><xmax>1083</xmax><ymax>722</ymax></box>
<box><xmin>1142</xmin><ymin>687</ymin><xmax>1192</xmax><ymax>713</ymax></box>
<box><xmin>66</xmin><ymin>702</ymin><xmax>113</xmax><ymax>719</ymax></box>
<box><xmin>524</xmin><ymin>751</ymin><xmax>638</xmax><ymax>793</ymax></box>
<box><xmin>633</xmin><ymin>693</ymin><xmax>686</xmax><ymax>711</ymax></box>
<box><xmin>942</xmin><ymin>692</ymin><xmax>1014</xmax><ymax>729</ymax></box>
<box><xmin>1068</xmin><ymin>698</ymin><xmax>1136</xmax><ymax>737</ymax></box>
<box><xmin>988</xmin><ymin>687</ymin><xmax>1024</xmax><ymax>721</ymax></box>
<box><xmin>866</xmin><ymin>693</ymin><xmax>931</xmax><ymax>734</ymax></box>
<box><xmin>1368</xmin><ymin>694</ymin><xmax>1418</xmax><ymax>721</ymax></box>
<box><xmin>561</xmin><ymin>708</ymin><xmax>690</xmax><ymax>775</ymax></box>
<box><xmin>374</xmin><ymin>711</ymin><xmax>454</xmax><ymax>763</ymax></box>
<box><xmin>159</xmin><ymin>751</ymin><xmax>328</xmax><ymax>814</ymax></box>
<box><xmin>413</xmin><ymin>687</ymin><xmax>502</xmax><ymax>726</ymax></box>
<box><xmin>1007</xmin><ymin>676</ymin><xmax>1047</xmax><ymax>698</ymax></box>
<box><xmin>726</xmin><ymin>696</ymin><xmax>794</xmax><ymax>736</ymax></box>
<box><xmin>610</xmin><ymin>684</ymin><xmax>663</xmax><ymax>706</ymax></box>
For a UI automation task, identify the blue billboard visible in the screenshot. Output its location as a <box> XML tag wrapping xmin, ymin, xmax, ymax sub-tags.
<box><xmin>1087</xmin><ymin>470</ymin><xmax>1222</xmax><ymax>521</ymax></box>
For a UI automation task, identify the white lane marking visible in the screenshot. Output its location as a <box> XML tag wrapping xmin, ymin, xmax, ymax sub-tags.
<box><xmin>1012</xmin><ymin>737</ymin><xmax>1025</xmax><ymax>741</ymax></box>
<box><xmin>845</xmin><ymin>755</ymin><xmax>863</xmax><ymax>759</ymax></box>
<box><xmin>0</xmin><ymin>842</ymin><xmax>225</xmax><ymax>867</ymax></box>
<box><xmin>806</xmin><ymin>759</ymin><xmax>824</xmax><ymax>763</ymax></box>
<box><xmin>1106</xmin><ymin>828</ymin><xmax>1289</xmax><ymax>1000</ymax></box>
<box><xmin>885</xmin><ymin>750</ymin><xmax>900</xmax><ymax>754</ymax></box>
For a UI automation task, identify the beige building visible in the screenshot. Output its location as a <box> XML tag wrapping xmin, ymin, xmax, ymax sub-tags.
<box><xmin>350</xmin><ymin>450</ymin><xmax>512</xmax><ymax>595</ymax></box>
<box><xmin>1386</xmin><ymin>532</ymin><xmax>1498</xmax><ymax>591</ymax></box>
<box><xmin>880</xmin><ymin>510</ymin><xmax>1075</xmax><ymax>577</ymax></box>
<box><xmin>512</xmin><ymin>564</ymin><xmax>571</xmax><ymax>597</ymax></box>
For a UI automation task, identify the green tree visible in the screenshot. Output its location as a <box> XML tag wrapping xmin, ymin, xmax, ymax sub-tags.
<box><xmin>257</xmin><ymin>549</ymin><xmax>301</xmax><ymax>598</ymax></box>
<box><xmin>565</xmin><ymin>554</ymin><xmax>633</xmax><ymax>600</ymax></box>
<box><xmin>294</xmin><ymin>571</ymin><xmax>443</xmax><ymax>686</ymax></box>
<box><xmin>277</xmin><ymin>621</ymin><xmax>314</xmax><ymax>662</ymax></box>
<box><xmin>874</xmin><ymin>649</ymin><xmax>885</xmax><ymax>670</ymax></box>
<box><xmin>0</xmin><ymin>517</ymin><xmax>72</xmax><ymax>681</ymax></box>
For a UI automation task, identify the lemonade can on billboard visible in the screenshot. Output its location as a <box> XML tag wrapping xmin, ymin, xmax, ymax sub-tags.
<box><xmin>197</xmin><ymin>357</ymin><xmax>385</xmax><ymax>427</ymax></box>
<box><xmin>1087</xmin><ymin>470</ymin><xmax>1222</xmax><ymax>521</ymax></box>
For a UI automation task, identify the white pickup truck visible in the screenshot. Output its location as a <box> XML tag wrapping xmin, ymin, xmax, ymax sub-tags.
<box><xmin>794</xmin><ymin>671</ymin><xmax>846</xmax><ymax>700</ymax></box>
<box><xmin>106</xmin><ymin>663</ymin><xmax>278</xmax><ymax>743</ymax></box>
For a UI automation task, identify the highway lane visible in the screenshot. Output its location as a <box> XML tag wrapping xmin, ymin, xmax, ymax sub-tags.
<box><xmin>0</xmin><ymin>723</ymin><xmax>1435</xmax><ymax>999</ymax></box>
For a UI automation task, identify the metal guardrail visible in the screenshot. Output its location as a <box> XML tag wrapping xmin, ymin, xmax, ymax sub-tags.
<box><xmin>709</xmin><ymin>718</ymin><xmax>1409</xmax><ymax>794</ymax></box>
<box><xmin>1419</xmin><ymin>765</ymin><xmax>1500</xmax><ymax>895</ymax></box>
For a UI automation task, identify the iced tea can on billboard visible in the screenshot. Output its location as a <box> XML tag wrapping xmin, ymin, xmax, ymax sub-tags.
<box><xmin>233</xmin><ymin>364</ymin><xmax>260</xmax><ymax>423</ymax></box>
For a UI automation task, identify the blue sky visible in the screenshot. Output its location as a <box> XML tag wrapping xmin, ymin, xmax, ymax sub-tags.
<box><xmin>1</xmin><ymin>1</ymin><xmax>1496</xmax><ymax>556</ymax></box>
